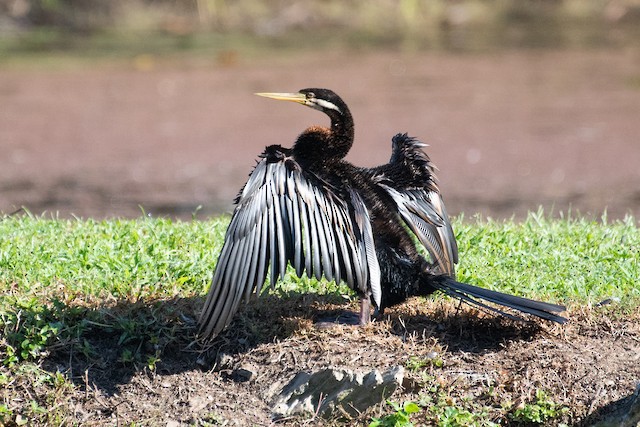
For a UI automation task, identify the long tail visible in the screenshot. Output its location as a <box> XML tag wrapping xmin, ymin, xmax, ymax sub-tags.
<box><xmin>431</xmin><ymin>277</ymin><xmax>568</xmax><ymax>324</ymax></box>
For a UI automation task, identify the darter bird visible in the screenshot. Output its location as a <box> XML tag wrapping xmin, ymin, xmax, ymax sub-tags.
<box><xmin>198</xmin><ymin>88</ymin><xmax>567</xmax><ymax>340</ymax></box>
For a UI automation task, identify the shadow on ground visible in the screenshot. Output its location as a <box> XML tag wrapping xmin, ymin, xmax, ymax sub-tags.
<box><xmin>31</xmin><ymin>293</ymin><xmax>545</xmax><ymax>396</ymax></box>
<box><xmin>5</xmin><ymin>292</ymin><xmax>635</xmax><ymax>425</ymax></box>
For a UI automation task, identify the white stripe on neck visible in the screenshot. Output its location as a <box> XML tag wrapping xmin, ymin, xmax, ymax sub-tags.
<box><xmin>315</xmin><ymin>99</ymin><xmax>342</xmax><ymax>114</ymax></box>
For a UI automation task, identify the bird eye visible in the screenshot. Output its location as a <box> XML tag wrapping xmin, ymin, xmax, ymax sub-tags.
<box><xmin>306</xmin><ymin>92</ymin><xmax>315</xmax><ymax>99</ymax></box>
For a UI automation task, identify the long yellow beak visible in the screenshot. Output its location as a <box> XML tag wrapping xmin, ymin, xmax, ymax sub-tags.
<box><xmin>254</xmin><ymin>92</ymin><xmax>307</xmax><ymax>104</ymax></box>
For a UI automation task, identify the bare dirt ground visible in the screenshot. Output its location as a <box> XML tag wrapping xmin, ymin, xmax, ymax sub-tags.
<box><xmin>1</xmin><ymin>48</ymin><xmax>640</xmax><ymax>220</ymax></box>
<box><xmin>2</xmin><ymin>48</ymin><xmax>640</xmax><ymax>425</ymax></box>
<box><xmin>19</xmin><ymin>296</ymin><xmax>640</xmax><ymax>426</ymax></box>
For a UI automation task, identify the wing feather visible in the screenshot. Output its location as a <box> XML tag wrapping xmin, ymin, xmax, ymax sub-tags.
<box><xmin>199</xmin><ymin>147</ymin><xmax>381</xmax><ymax>339</ymax></box>
<box><xmin>374</xmin><ymin>134</ymin><xmax>459</xmax><ymax>278</ymax></box>
<box><xmin>331</xmin><ymin>203</ymin><xmax>354</xmax><ymax>286</ymax></box>
<box><xmin>312</xmin><ymin>191</ymin><xmax>334</xmax><ymax>281</ymax></box>
<box><xmin>254</xmin><ymin>208</ymin><xmax>270</xmax><ymax>295</ymax></box>
<box><xmin>349</xmin><ymin>189</ymin><xmax>382</xmax><ymax>307</ymax></box>
<box><xmin>299</xmin><ymin>191</ymin><xmax>314</xmax><ymax>276</ymax></box>
<box><xmin>289</xmin><ymin>185</ymin><xmax>305</xmax><ymax>276</ymax></box>
<box><xmin>268</xmin><ymin>197</ymin><xmax>278</xmax><ymax>286</ymax></box>
<box><xmin>243</xmin><ymin>215</ymin><xmax>261</xmax><ymax>302</ymax></box>
<box><xmin>306</xmin><ymin>199</ymin><xmax>321</xmax><ymax>279</ymax></box>
<box><xmin>382</xmin><ymin>185</ymin><xmax>458</xmax><ymax>275</ymax></box>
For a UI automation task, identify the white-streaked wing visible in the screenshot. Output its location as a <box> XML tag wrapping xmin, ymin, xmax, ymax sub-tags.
<box><xmin>375</xmin><ymin>134</ymin><xmax>459</xmax><ymax>278</ymax></box>
<box><xmin>199</xmin><ymin>149</ymin><xmax>381</xmax><ymax>339</ymax></box>
<box><xmin>382</xmin><ymin>185</ymin><xmax>458</xmax><ymax>277</ymax></box>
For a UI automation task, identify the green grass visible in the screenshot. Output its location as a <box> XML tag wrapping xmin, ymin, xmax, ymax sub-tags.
<box><xmin>0</xmin><ymin>211</ymin><xmax>638</xmax><ymax>424</ymax></box>
<box><xmin>0</xmin><ymin>215</ymin><xmax>225</xmax><ymax>298</ymax></box>
<box><xmin>1</xmin><ymin>210</ymin><xmax>637</xmax><ymax>365</ymax></box>
<box><xmin>0</xmin><ymin>215</ymin><xmax>227</xmax><ymax>369</ymax></box>
<box><xmin>452</xmin><ymin>211</ymin><xmax>639</xmax><ymax>306</ymax></box>
<box><xmin>2</xmin><ymin>211</ymin><xmax>637</xmax><ymax>304</ymax></box>
<box><xmin>1</xmin><ymin>211</ymin><xmax>638</xmax><ymax>338</ymax></box>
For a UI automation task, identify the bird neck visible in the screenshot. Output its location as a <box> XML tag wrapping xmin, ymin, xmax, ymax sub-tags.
<box><xmin>329</xmin><ymin>109</ymin><xmax>354</xmax><ymax>159</ymax></box>
<box><xmin>293</xmin><ymin>109</ymin><xmax>354</xmax><ymax>168</ymax></box>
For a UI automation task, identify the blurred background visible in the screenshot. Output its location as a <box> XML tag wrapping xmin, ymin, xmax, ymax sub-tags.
<box><xmin>1</xmin><ymin>0</ymin><xmax>639</xmax><ymax>220</ymax></box>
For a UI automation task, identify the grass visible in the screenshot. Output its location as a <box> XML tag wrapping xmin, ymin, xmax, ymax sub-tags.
<box><xmin>376</xmin><ymin>381</ymin><xmax>568</xmax><ymax>427</ymax></box>
<box><xmin>0</xmin><ymin>215</ymin><xmax>225</xmax><ymax>298</ymax></box>
<box><xmin>2</xmin><ymin>210</ymin><xmax>637</xmax><ymax>304</ymax></box>
<box><xmin>453</xmin><ymin>211</ymin><xmax>640</xmax><ymax>306</ymax></box>
<box><xmin>0</xmin><ymin>211</ymin><xmax>638</xmax><ymax>424</ymax></box>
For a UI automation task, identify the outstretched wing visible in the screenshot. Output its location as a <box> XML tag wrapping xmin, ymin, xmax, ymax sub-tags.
<box><xmin>199</xmin><ymin>145</ymin><xmax>381</xmax><ymax>339</ymax></box>
<box><xmin>373</xmin><ymin>133</ymin><xmax>458</xmax><ymax>278</ymax></box>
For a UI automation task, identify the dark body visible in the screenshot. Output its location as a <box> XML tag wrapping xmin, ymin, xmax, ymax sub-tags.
<box><xmin>199</xmin><ymin>88</ymin><xmax>566</xmax><ymax>340</ymax></box>
<box><xmin>268</xmin><ymin>142</ymin><xmax>433</xmax><ymax>311</ymax></box>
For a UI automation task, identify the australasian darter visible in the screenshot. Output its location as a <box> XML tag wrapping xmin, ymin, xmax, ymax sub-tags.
<box><xmin>199</xmin><ymin>88</ymin><xmax>567</xmax><ymax>340</ymax></box>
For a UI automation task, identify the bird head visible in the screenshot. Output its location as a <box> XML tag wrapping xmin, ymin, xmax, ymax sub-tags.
<box><xmin>255</xmin><ymin>88</ymin><xmax>347</xmax><ymax>117</ymax></box>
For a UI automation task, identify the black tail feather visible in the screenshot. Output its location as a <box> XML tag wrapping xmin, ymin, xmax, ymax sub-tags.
<box><xmin>432</xmin><ymin>277</ymin><xmax>568</xmax><ymax>324</ymax></box>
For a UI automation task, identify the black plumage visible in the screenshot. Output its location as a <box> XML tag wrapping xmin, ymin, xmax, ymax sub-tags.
<box><xmin>198</xmin><ymin>88</ymin><xmax>567</xmax><ymax>340</ymax></box>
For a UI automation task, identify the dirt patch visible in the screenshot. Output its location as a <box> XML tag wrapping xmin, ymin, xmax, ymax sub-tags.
<box><xmin>7</xmin><ymin>296</ymin><xmax>637</xmax><ymax>426</ymax></box>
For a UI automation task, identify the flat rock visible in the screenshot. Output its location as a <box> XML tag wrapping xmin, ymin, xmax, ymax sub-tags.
<box><xmin>271</xmin><ymin>366</ymin><xmax>404</xmax><ymax>419</ymax></box>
